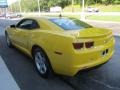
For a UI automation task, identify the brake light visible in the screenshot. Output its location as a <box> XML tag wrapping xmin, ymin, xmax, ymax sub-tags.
<box><xmin>73</xmin><ymin>43</ymin><xmax>84</xmax><ymax>49</ymax></box>
<box><xmin>85</xmin><ymin>41</ymin><xmax>94</xmax><ymax>48</ymax></box>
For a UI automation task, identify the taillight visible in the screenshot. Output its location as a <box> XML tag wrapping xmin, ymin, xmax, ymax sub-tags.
<box><xmin>85</xmin><ymin>41</ymin><xmax>94</xmax><ymax>48</ymax></box>
<box><xmin>73</xmin><ymin>43</ymin><xmax>84</xmax><ymax>49</ymax></box>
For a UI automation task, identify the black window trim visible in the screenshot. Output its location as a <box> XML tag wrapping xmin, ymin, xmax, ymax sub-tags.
<box><xmin>16</xmin><ymin>18</ymin><xmax>40</xmax><ymax>30</ymax></box>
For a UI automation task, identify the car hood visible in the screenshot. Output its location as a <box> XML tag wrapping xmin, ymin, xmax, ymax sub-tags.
<box><xmin>64</xmin><ymin>28</ymin><xmax>112</xmax><ymax>38</ymax></box>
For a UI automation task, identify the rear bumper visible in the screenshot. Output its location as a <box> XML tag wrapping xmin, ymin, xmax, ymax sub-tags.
<box><xmin>69</xmin><ymin>50</ymin><xmax>114</xmax><ymax>76</ymax></box>
<box><xmin>58</xmin><ymin>38</ymin><xmax>115</xmax><ymax>76</ymax></box>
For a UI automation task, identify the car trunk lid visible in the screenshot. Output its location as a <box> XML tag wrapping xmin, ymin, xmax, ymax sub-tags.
<box><xmin>64</xmin><ymin>28</ymin><xmax>112</xmax><ymax>38</ymax></box>
<box><xmin>64</xmin><ymin>28</ymin><xmax>113</xmax><ymax>47</ymax></box>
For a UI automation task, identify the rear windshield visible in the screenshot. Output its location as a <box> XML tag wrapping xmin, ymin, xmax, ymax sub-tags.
<box><xmin>49</xmin><ymin>18</ymin><xmax>92</xmax><ymax>30</ymax></box>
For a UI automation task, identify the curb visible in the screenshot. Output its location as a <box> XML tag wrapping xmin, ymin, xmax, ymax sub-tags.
<box><xmin>0</xmin><ymin>56</ymin><xmax>20</xmax><ymax>90</ymax></box>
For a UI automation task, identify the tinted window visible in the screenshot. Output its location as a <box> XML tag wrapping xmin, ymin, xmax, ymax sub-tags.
<box><xmin>17</xmin><ymin>19</ymin><xmax>39</xmax><ymax>30</ymax></box>
<box><xmin>49</xmin><ymin>18</ymin><xmax>92</xmax><ymax>30</ymax></box>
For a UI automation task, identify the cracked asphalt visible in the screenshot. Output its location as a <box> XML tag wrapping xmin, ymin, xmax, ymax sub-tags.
<box><xmin>0</xmin><ymin>19</ymin><xmax>120</xmax><ymax>90</ymax></box>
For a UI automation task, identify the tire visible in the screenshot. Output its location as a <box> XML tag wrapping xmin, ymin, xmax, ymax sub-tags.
<box><xmin>33</xmin><ymin>48</ymin><xmax>53</xmax><ymax>78</ymax></box>
<box><xmin>5</xmin><ymin>33</ymin><xmax>13</xmax><ymax>48</ymax></box>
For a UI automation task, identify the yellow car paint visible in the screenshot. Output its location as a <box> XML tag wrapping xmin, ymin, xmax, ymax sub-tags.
<box><xmin>6</xmin><ymin>17</ymin><xmax>115</xmax><ymax>76</ymax></box>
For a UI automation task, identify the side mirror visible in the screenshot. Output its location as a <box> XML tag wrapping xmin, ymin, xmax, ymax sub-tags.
<box><xmin>10</xmin><ymin>25</ymin><xmax>16</xmax><ymax>28</ymax></box>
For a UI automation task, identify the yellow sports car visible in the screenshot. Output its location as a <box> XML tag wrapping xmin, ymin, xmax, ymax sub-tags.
<box><xmin>5</xmin><ymin>17</ymin><xmax>115</xmax><ymax>78</ymax></box>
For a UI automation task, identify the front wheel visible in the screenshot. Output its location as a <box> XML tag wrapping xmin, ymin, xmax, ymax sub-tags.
<box><xmin>33</xmin><ymin>48</ymin><xmax>52</xmax><ymax>78</ymax></box>
<box><xmin>5</xmin><ymin>34</ymin><xmax>13</xmax><ymax>48</ymax></box>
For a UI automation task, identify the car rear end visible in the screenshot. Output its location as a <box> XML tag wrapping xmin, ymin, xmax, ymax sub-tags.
<box><xmin>48</xmin><ymin>17</ymin><xmax>115</xmax><ymax>76</ymax></box>
<box><xmin>66</xmin><ymin>28</ymin><xmax>115</xmax><ymax>76</ymax></box>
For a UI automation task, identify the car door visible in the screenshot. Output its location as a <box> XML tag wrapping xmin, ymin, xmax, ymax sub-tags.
<box><xmin>15</xmin><ymin>19</ymin><xmax>40</xmax><ymax>53</ymax></box>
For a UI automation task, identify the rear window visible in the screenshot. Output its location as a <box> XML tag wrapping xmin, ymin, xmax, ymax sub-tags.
<box><xmin>49</xmin><ymin>18</ymin><xmax>92</xmax><ymax>30</ymax></box>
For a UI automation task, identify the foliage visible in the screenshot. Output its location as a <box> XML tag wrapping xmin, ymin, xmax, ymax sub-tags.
<box><xmin>10</xmin><ymin>0</ymin><xmax>120</xmax><ymax>12</ymax></box>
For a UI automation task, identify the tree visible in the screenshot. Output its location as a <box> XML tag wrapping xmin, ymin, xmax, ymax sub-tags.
<box><xmin>10</xmin><ymin>0</ymin><xmax>120</xmax><ymax>12</ymax></box>
<box><xmin>56</xmin><ymin>0</ymin><xmax>71</xmax><ymax>9</ymax></box>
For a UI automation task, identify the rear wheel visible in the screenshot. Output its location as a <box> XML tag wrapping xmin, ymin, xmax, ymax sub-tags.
<box><xmin>33</xmin><ymin>48</ymin><xmax>53</xmax><ymax>78</ymax></box>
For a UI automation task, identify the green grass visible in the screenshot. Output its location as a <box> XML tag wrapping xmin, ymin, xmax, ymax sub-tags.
<box><xmin>63</xmin><ymin>4</ymin><xmax>120</xmax><ymax>12</ymax></box>
<box><xmin>63</xmin><ymin>4</ymin><xmax>120</xmax><ymax>22</ymax></box>
<box><xmin>90</xmin><ymin>4</ymin><xmax>120</xmax><ymax>12</ymax></box>
<box><xmin>63</xmin><ymin>5</ymin><xmax>82</xmax><ymax>12</ymax></box>
<box><xmin>86</xmin><ymin>15</ymin><xmax>120</xmax><ymax>22</ymax></box>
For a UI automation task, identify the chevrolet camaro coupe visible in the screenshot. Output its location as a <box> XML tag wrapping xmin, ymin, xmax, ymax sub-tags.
<box><xmin>5</xmin><ymin>17</ymin><xmax>115</xmax><ymax>78</ymax></box>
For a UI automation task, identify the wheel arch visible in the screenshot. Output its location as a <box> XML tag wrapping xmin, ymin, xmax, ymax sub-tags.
<box><xmin>31</xmin><ymin>44</ymin><xmax>54</xmax><ymax>73</ymax></box>
<box><xmin>31</xmin><ymin>45</ymin><xmax>50</xmax><ymax>62</ymax></box>
<box><xmin>5</xmin><ymin>30</ymin><xmax>8</xmax><ymax>35</ymax></box>
<box><xmin>31</xmin><ymin>45</ymin><xmax>43</xmax><ymax>57</ymax></box>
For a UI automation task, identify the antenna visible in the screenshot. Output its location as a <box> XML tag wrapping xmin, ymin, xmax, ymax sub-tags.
<box><xmin>59</xmin><ymin>13</ymin><xmax>62</xmax><ymax>18</ymax></box>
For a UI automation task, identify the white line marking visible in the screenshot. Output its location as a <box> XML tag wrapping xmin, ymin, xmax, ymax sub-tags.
<box><xmin>0</xmin><ymin>56</ymin><xmax>20</xmax><ymax>90</ymax></box>
<box><xmin>90</xmin><ymin>77</ymin><xmax>120</xmax><ymax>90</ymax></box>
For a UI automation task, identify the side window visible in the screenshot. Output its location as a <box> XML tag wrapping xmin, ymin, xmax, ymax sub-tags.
<box><xmin>16</xmin><ymin>19</ymin><xmax>39</xmax><ymax>30</ymax></box>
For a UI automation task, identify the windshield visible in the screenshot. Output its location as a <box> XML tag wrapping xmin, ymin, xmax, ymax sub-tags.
<box><xmin>49</xmin><ymin>18</ymin><xmax>92</xmax><ymax>30</ymax></box>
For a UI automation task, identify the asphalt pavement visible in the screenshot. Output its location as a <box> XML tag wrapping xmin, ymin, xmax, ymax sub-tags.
<box><xmin>86</xmin><ymin>20</ymin><xmax>120</xmax><ymax>36</ymax></box>
<box><xmin>0</xmin><ymin>19</ymin><xmax>120</xmax><ymax>90</ymax></box>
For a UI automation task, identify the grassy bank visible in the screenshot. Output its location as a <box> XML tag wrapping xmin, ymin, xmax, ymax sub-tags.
<box><xmin>63</xmin><ymin>4</ymin><xmax>120</xmax><ymax>12</ymax></box>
